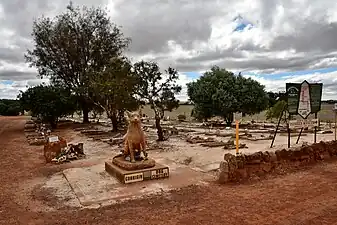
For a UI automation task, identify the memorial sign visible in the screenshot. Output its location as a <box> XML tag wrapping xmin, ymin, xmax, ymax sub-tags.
<box><xmin>298</xmin><ymin>81</ymin><xmax>311</xmax><ymax>119</ymax></box>
<box><xmin>289</xmin><ymin>119</ymin><xmax>319</xmax><ymax>129</ymax></box>
<box><xmin>286</xmin><ymin>80</ymin><xmax>323</xmax><ymax>117</ymax></box>
<box><xmin>286</xmin><ymin>83</ymin><xmax>301</xmax><ymax>114</ymax></box>
<box><xmin>309</xmin><ymin>83</ymin><xmax>323</xmax><ymax>113</ymax></box>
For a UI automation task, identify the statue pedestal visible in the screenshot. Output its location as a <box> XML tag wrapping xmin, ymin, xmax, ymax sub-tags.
<box><xmin>112</xmin><ymin>155</ymin><xmax>156</xmax><ymax>171</ymax></box>
<box><xmin>105</xmin><ymin>158</ymin><xmax>169</xmax><ymax>184</ymax></box>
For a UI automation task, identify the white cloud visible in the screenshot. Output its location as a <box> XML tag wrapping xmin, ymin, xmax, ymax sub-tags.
<box><xmin>1</xmin><ymin>0</ymin><xmax>337</xmax><ymax>100</ymax></box>
<box><xmin>0</xmin><ymin>78</ymin><xmax>49</xmax><ymax>99</ymax></box>
<box><xmin>245</xmin><ymin>70</ymin><xmax>337</xmax><ymax>100</ymax></box>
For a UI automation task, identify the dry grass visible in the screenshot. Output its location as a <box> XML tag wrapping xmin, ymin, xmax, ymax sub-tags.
<box><xmin>141</xmin><ymin>102</ymin><xmax>337</xmax><ymax>122</ymax></box>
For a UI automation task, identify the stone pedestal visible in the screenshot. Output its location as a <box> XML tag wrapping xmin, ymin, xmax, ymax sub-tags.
<box><xmin>105</xmin><ymin>160</ymin><xmax>169</xmax><ymax>184</ymax></box>
<box><xmin>112</xmin><ymin>155</ymin><xmax>156</xmax><ymax>171</ymax></box>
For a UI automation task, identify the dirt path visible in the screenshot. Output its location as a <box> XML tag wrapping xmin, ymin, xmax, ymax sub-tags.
<box><xmin>1</xmin><ymin>117</ymin><xmax>337</xmax><ymax>225</ymax></box>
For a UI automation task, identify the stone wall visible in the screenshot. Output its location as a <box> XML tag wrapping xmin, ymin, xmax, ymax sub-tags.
<box><xmin>218</xmin><ymin>140</ymin><xmax>337</xmax><ymax>183</ymax></box>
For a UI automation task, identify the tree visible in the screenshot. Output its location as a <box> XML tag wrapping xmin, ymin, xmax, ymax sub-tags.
<box><xmin>18</xmin><ymin>85</ymin><xmax>78</xmax><ymax>128</ymax></box>
<box><xmin>187</xmin><ymin>66</ymin><xmax>269</xmax><ymax>125</ymax></box>
<box><xmin>89</xmin><ymin>57</ymin><xmax>140</xmax><ymax>131</ymax></box>
<box><xmin>25</xmin><ymin>2</ymin><xmax>130</xmax><ymax>123</ymax></box>
<box><xmin>0</xmin><ymin>100</ymin><xmax>22</xmax><ymax>116</ymax></box>
<box><xmin>266</xmin><ymin>100</ymin><xmax>287</xmax><ymax>121</ymax></box>
<box><xmin>267</xmin><ymin>91</ymin><xmax>287</xmax><ymax>108</ymax></box>
<box><xmin>133</xmin><ymin>61</ymin><xmax>181</xmax><ymax>141</ymax></box>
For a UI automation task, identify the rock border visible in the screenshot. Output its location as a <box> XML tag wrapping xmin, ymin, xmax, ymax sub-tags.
<box><xmin>218</xmin><ymin>140</ymin><xmax>337</xmax><ymax>183</ymax></box>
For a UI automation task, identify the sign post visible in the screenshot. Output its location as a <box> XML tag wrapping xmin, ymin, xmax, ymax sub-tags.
<box><xmin>286</xmin><ymin>81</ymin><xmax>323</xmax><ymax>145</ymax></box>
<box><xmin>234</xmin><ymin>112</ymin><xmax>242</xmax><ymax>155</ymax></box>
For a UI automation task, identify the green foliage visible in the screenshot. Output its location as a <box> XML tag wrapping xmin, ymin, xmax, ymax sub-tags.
<box><xmin>133</xmin><ymin>60</ymin><xmax>182</xmax><ymax>141</ymax></box>
<box><xmin>24</xmin><ymin>2</ymin><xmax>130</xmax><ymax>122</ymax></box>
<box><xmin>266</xmin><ymin>100</ymin><xmax>287</xmax><ymax>120</ymax></box>
<box><xmin>89</xmin><ymin>56</ymin><xmax>140</xmax><ymax>131</ymax></box>
<box><xmin>187</xmin><ymin>66</ymin><xmax>269</xmax><ymax>125</ymax></box>
<box><xmin>190</xmin><ymin>103</ymin><xmax>213</xmax><ymax>122</ymax></box>
<box><xmin>0</xmin><ymin>99</ymin><xmax>21</xmax><ymax>116</ymax></box>
<box><xmin>18</xmin><ymin>85</ymin><xmax>78</xmax><ymax>128</ymax></box>
<box><xmin>267</xmin><ymin>91</ymin><xmax>287</xmax><ymax>108</ymax></box>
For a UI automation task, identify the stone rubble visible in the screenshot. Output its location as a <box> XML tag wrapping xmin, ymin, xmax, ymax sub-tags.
<box><xmin>218</xmin><ymin>140</ymin><xmax>337</xmax><ymax>184</ymax></box>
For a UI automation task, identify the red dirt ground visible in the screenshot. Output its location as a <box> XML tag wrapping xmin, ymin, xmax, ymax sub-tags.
<box><xmin>1</xmin><ymin>116</ymin><xmax>337</xmax><ymax>225</ymax></box>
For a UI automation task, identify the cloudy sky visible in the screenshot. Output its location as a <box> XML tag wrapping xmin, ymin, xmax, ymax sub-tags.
<box><xmin>1</xmin><ymin>0</ymin><xmax>337</xmax><ymax>101</ymax></box>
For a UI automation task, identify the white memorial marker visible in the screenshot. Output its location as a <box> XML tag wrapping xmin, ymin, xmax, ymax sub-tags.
<box><xmin>298</xmin><ymin>81</ymin><xmax>311</xmax><ymax>119</ymax></box>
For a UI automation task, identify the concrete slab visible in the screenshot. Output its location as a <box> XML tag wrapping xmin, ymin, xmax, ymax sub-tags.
<box><xmin>63</xmin><ymin>158</ymin><xmax>214</xmax><ymax>207</ymax></box>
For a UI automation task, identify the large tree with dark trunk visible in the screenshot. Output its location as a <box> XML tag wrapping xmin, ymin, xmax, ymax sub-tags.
<box><xmin>133</xmin><ymin>61</ymin><xmax>181</xmax><ymax>141</ymax></box>
<box><xmin>24</xmin><ymin>2</ymin><xmax>130</xmax><ymax>123</ymax></box>
<box><xmin>187</xmin><ymin>66</ymin><xmax>269</xmax><ymax>125</ymax></box>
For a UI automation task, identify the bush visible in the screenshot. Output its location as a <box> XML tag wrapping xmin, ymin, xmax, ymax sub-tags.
<box><xmin>177</xmin><ymin>114</ymin><xmax>186</xmax><ymax>121</ymax></box>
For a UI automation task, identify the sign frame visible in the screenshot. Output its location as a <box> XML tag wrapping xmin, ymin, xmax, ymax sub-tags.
<box><xmin>286</xmin><ymin>83</ymin><xmax>301</xmax><ymax>115</ymax></box>
<box><xmin>48</xmin><ymin>136</ymin><xmax>59</xmax><ymax>143</ymax></box>
<box><xmin>309</xmin><ymin>83</ymin><xmax>323</xmax><ymax>114</ymax></box>
<box><xmin>286</xmin><ymin>80</ymin><xmax>323</xmax><ymax>117</ymax></box>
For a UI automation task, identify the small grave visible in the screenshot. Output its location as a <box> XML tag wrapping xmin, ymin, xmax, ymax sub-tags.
<box><xmin>62</xmin><ymin>158</ymin><xmax>213</xmax><ymax>206</ymax></box>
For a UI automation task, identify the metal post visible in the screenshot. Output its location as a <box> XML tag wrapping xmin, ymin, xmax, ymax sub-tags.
<box><xmin>335</xmin><ymin>111</ymin><xmax>337</xmax><ymax>141</ymax></box>
<box><xmin>287</xmin><ymin>111</ymin><xmax>291</xmax><ymax>148</ymax></box>
<box><xmin>270</xmin><ymin>105</ymin><xmax>286</xmax><ymax>148</ymax></box>
<box><xmin>235</xmin><ymin>120</ymin><xmax>239</xmax><ymax>154</ymax></box>
<box><xmin>296</xmin><ymin>127</ymin><xmax>303</xmax><ymax>144</ymax></box>
<box><xmin>314</xmin><ymin>113</ymin><xmax>317</xmax><ymax>143</ymax></box>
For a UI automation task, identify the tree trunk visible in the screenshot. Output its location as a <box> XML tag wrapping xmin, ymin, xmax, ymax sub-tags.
<box><xmin>155</xmin><ymin>116</ymin><xmax>164</xmax><ymax>141</ymax></box>
<box><xmin>82</xmin><ymin>105</ymin><xmax>89</xmax><ymax>123</ymax></box>
<box><xmin>225</xmin><ymin>113</ymin><xmax>233</xmax><ymax>126</ymax></box>
<box><xmin>110</xmin><ymin>112</ymin><xmax>118</xmax><ymax>132</ymax></box>
<box><xmin>49</xmin><ymin>118</ymin><xmax>57</xmax><ymax>129</ymax></box>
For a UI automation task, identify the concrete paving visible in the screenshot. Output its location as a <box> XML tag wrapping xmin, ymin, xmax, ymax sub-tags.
<box><xmin>63</xmin><ymin>158</ymin><xmax>215</xmax><ymax>207</ymax></box>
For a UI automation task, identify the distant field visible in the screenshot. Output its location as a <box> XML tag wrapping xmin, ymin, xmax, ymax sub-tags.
<box><xmin>140</xmin><ymin>103</ymin><xmax>337</xmax><ymax>122</ymax></box>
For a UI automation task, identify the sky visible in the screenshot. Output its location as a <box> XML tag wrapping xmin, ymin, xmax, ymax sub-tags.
<box><xmin>1</xmin><ymin>0</ymin><xmax>337</xmax><ymax>102</ymax></box>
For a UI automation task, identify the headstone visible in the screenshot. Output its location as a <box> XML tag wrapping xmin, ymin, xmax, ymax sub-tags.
<box><xmin>44</xmin><ymin>136</ymin><xmax>67</xmax><ymax>163</ymax></box>
<box><xmin>234</xmin><ymin>112</ymin><xmax>242</xmax><ymax>122</ymax></box>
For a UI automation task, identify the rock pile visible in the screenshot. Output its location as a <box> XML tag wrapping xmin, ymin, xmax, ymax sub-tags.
<box><xmin>186</xmin><ymin>135</ymin><xmax>215</xmax><ymax>144</ymax></box>
<box><xmin>51</xmin><ymin>143</ymin><xmax>85</xmax><ymax>163</ymax></box>
<box><xmin>218</xmin><ymin>140</ymin><xmax>337</xmax><ymax>184</ymax></box>
<box><xmin>24</xmin><ymin>120</ymin><xmax>48</xmax><ymax>146</ymax></box>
